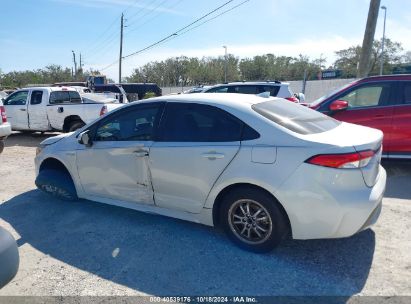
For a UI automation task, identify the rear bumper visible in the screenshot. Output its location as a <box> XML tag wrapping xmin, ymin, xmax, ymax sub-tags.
<box><xmin>275</xmin><ymin>164</ymin><xmax>386</xmax><ymax>240</ymax></box>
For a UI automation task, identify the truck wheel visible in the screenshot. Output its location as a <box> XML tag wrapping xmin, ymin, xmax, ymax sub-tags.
<box><xmin>35</xmin><ymin>169</ymin><xmax>78</xmax><ymax>201</ymax></box>
<box><xmin>220</xmin><ymin>187</ymin><xmax>289</xmax><ymax>253</ymax></box>
<box><xmin>68</xmin><ymin>121</ymin><xmax>85</xmax><ymax>132</ymax></box>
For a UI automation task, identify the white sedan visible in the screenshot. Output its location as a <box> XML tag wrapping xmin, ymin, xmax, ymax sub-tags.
<box><xmin>34</xmin><ymin>93</ymin><xmax>386</xmax><ymax>252</ymax></box>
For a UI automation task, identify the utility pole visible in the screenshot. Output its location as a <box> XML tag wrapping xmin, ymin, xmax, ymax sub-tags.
<box><xmin>379</xmin><ymin>5</ymin><xmax>387</xmax><ymax>75</ymax></box>
<box><xmin>119</xmin><ymin>13</ymin><xmax>124</xmax><ymax>83</ymax></box>
<box><xmin>79</xmin><ymin>53</ymin><xmax>83</xmax><ymax>69</ymax></box>
<box><xmin>223</xmin><ymin>45</ymin><xmax>228</xmax><ymax>82</ymax></box>
<box><xmin>72</xmin><ymin>50</ymin><xmax>77</xmax><ymax>77</ymax></box>
<box><xmin>357</xmin><ymin>0</ymin><xmax>381</xmax><ymax>78</ymax></box>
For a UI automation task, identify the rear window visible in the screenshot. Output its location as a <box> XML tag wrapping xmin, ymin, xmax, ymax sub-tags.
<box><xmin>49</xmin><ymin>91</ymin><xmax>82</xmax><ymax>104</ymax></box>
<box><xmin>252</xmin><ymin>99</ymin><xmax>341</xmax><ymax>135</ymax></box>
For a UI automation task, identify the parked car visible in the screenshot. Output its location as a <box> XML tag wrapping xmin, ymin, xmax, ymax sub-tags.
<box><xmin>118</xmin><ymin>83</ymin><xmax>162</xmax><ymax>101</ymax></box>
<box><xmin>93</xmin><ymin>84</ymin><xmax>129</xmax><ymax>103</ymax></box>
<box><xmin>0</xmin><ymin>97</ymin><xmax>12</xmax><ymax>153</ymax></box>
<box><xmin>183</xmin><ymin>85</ymin><xmax>212</xmax><ymax>94</ymax></box>
<box><xmin>309</xmin><ymin>74</ymin><xmax>411</xmax><ymax>159</ymax></box>
<box><xmin>203</xmin><ymin>81</ymin><xmax>302</xmax><ymax>102</ymax></box>
<box><xmin>3</xmin><ymin>87</ymin><xmax>124</xmax><ymax>133</ymax></box>
<box><xmin>35</xmin><ymin>93</ymin><xmax>385</xmax><ymax>252</ymax></box>
<box><xmin>0</xmin><ymin>226</ymin><xmax>19</xmax><ymax>288</ymax></box>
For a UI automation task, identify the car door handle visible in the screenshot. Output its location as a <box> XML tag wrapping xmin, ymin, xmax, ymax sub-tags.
<box><xmin>374</xmin><ymin>114</ymin><xmax>385</xmax><ymax>118</ymax></box>
<box><xmin>133</xmin><ymin>150</ymin><xmax>149</xmax><ymax>157</ymax></box>
<box><xmin>202</xmin><ymin>152</ymin><xmax>225</xmax><ymax>160</ymax></box>
<box><xmin>19</xmin><ymin>108</ymin><xmax>26</xmax><ymax>111</ymax></box>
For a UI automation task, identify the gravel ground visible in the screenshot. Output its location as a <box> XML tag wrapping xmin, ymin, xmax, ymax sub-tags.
<box><xmin>0</xmin><ymin>132</ymin><xmax>410</xmax><ymax>297</ymax></box>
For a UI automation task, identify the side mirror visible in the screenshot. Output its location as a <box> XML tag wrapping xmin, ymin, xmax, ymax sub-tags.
<box><xmin>78</xmin><ymin>130</ymin><xmax>92</xmax><ymax>147</ymax></box>
<box><xmin>294</xmin><ymin>92</ymin><xmax>305</xmax><ymax>102</ymax></box>
<box><xmin>329</xmin><ymin>100</ymin><xmax>349</xmax><ymax>112</ymax></box>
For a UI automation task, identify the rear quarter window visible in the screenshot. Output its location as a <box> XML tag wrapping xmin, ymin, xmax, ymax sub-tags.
<box><xmin>50</xmin><ymin>91</ymin><xmax>82</xmax><ymax>104</ymax></box>
<box><xmin>252</xmin><ymin>99</ymin><xmax>341</xmax><ymax>135</ymax></box>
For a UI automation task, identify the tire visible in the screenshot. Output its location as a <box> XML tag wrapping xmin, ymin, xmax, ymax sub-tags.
<box><xmin>0</xmin><ymin>227</ymin><xmax>19</xmax><ymax>288</ymax></box>
<box><xmin>68</xmin><ymin>120</ymin><xmax>85</xmax><ymax>132</ymax></box>
<box><xmin>220</xmin><ymin>187</ymin><xmax>289</xmax><ymax>253</ymax></box>
<box><xmin>35</xmin><ymin>169</ymin><xmax>78</xmax><ymax>201</ymax></box>
<box><xmin>0</xmin><ymin>140</ymin><xmax>4</xmax><ymax>153</ymax></box>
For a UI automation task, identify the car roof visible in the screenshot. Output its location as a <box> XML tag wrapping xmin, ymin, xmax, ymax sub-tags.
<box><xmin>358</xmin><ymin>74</ymin><xmax>411</xmax><ymax>83</ymax></box>
<box><xmin>210</xmin><ymin>81</ymin><xmax>289</xmax><ymax>86</ymax></box>
<box><xmin>146</xmin><ymin>93</ymin><xmax>280</xmax><ymax>109</ymax></box>
<box><xmin>19</xmin><ymin>87</ymin><xmax>77</xmax><ymax>92</ymax></box>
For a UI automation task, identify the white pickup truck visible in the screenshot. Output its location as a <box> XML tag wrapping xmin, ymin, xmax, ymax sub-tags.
<box><xmin>2</xmin><ymin>87</ymin><xmax>124</xmax><ymax>132</ymax></box>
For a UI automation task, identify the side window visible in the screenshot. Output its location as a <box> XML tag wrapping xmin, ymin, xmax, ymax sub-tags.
<box><xmin>30</xmin><ymin>91</ymin><xmax>43</xmax><ymax>105</ymax></box>
<box><xmin>258</xmin><ymin>85</ymin><xmax>280</xmax><ymax>97</ymax></box>
<box><xmin>69</xmin><ymin>91</ymin><xmax>82</xmax><ymax>103</ymax></box>
<box><xmin>235</xmin><ymin>85</ymin><xmax>258</xmax><ymax>94</ymax></box>
<box><xmin>95</xmin><ymin>104</ymin><xmax>162</xmax><ymax>141</ymax></box>
<box><xmin>338</xmin><ymin>84</ymin><xmax>390</xmax><ymax>108</ymax></box>
<box><xmin>403</xmin><ymin>82</ymin><xmax>411</xmax><ymax>104</ymax></box>
<box><xmin>50</xmin><ymin>91</ymin><xmax>70</xmax><ymax>104</ymax></box>
<box><xmin>160</xmin><ymin>103</ymin><xmax>244</xmax><ymax>142</ymax></box>
<box><xmin>206</xmin><ymin>86</ymin><xmax>229</xmax><ymax>93</ymax></box>
<box><xmin>3</xmin><ymin>91</ymin><xmax>29</xmax><ymax>105</ymax></box>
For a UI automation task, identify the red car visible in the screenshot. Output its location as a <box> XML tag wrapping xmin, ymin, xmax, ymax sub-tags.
<box><xmin>309</xmin><ymin>75</ymin><xmax>411</xmax><ymax>159</ymax></box>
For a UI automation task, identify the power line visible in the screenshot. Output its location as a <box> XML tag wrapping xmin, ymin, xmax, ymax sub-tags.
<box><xmin>171</xmin><ymin>0</ymin><xmax>250</xmax><ymax>38</ymax></box>
<box><xmin>125</xmin><ymin>0</ymin><xmax>183</xmax><ymax>35</ymax></box>
<box><xmin>82</xmin><ymin>0</ymin><xmax>144</xmax><ymax>62</ymax></box>
<box><xmin>100</xmin><ymin>0</ymin><xmax>249</xmax><ymax>71</ymax></box>
<box><xmin>126</xmin><ymin>0</ymin><xmax>164</xmax><ymax>25</ymax></box>
<box><xmin>124</xmin><ymin>0</ymin><xmax>234</xmax><ymax>59</ymax></box>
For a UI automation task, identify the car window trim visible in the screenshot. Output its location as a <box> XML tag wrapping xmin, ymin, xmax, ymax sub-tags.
<box><xmin>91</xmin><ymin>102</ymin><xmax>165</xmax><ymax>142</ymax></box>
<box><xmin>321</xmin><ymin>81</ymin><xmax>395</xmax><ymax>112</ymax></box>
<box><xmin>398</xmin><ymin>81</ymin><xmax>411</xmax><ymax>105</ymax></box>
<box><xmin>30</xmin><ymin>90</ymin><xmax>44</xmax><ymax>105</ymax></box>
<box><xmin>156</xmin><ymin>101</ymin><xmax>257</xmax><ymax>143</ymax></box>
<box><xmin>4</xmin><ymin>90</ymin><xmax>29</xmax><ymax>105</ymax></box>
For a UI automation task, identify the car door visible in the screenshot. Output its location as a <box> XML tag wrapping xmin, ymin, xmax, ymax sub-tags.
<box><xmin>327</xmin><ymin>82</ymin><xmax>395</xmax><ymax>153</ymax></box>
<box><xmin>388</xmin><ymin>81</ymin><xmax>411</xmax><ymax>158</ymax></box>
<box><xmin>76</xmin><ymin>102</ymin><xmax>164</xmax><ymax>204</ymax></box>
<box><xmin>27</xmin><ymin>90</ymin><xmax>49</xmax><ymax>131</ymax></box>
<box><xmin>3</xmin><ymin>90</ymin><xmax>29</xmax><ymax>130</ymax></box>
<box><xmin>149</xmin><ymin>102</ymin><xmax>242</xmax><ymax>214</ymax></box>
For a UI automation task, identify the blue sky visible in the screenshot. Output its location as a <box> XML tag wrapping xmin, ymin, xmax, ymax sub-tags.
<box><xmin>1</xmin><ymin>0</ymin><xmax>410</xmax><ymax>81</ymax></box>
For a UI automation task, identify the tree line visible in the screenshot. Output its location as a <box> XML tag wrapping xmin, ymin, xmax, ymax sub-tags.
<box><xmin>1</xmin><ymin>38</ymin><xmax>409</xmax><ymax>88</ymax></box>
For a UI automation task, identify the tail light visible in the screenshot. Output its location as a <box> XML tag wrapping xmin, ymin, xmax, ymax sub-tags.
<box><xmin>306</xmin><ymin>150</ymin><xmax>375</xmax><ymax>169</ymax></box>
<box><xmin>285</xmin><ymin>96</ymin><xmax>299</xmax><ymax>102</ymax></box>
<box><xmin>0</xmin><ymin>106</ymin><xmax>7</xmax><ymax>123</ymax></box>
<box><xmin>99</xmin><ymin>105</ymin><xmax>107</xmax><ymax>116</ymax></box>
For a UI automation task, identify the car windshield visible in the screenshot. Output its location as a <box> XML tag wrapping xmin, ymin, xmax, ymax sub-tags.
<box><xmin>252</xmin><ymin>99</ymin><xmax>341</xmax><ymax>135</ymax></box>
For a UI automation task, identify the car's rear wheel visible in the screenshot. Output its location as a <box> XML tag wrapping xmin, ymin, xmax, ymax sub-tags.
<box><xmin>220</xmin><ymin>187</ymin><xmax>289</xmax><ymax>253</ymax></box>
<box><xmin>35</xmin><ymin>169</ymin><xmax>78</xmax><ymax>201</ymax></box>
<box><xmin>68</xmin><ymin>121</ymin><xmax>85</xmax><ymax>132</ymax></box>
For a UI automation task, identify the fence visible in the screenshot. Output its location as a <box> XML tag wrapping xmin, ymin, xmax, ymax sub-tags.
<box><xmin>161</xmin><ymin>78</ymin><xmax>356</xmax><ymax>102</ymax></box>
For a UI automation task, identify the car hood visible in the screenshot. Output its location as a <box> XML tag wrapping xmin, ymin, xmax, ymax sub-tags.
<box><xmin>41</xmin><ymin>132</ymin><xmax>74</xmax><ymax>146</ymax></box>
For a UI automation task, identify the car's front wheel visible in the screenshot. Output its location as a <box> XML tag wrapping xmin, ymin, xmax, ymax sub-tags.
<box><xmin>35</xmin><ymin>169</ymin><xmax>78</xmax><ymax>201</ymax></box>
<box><xmin>220</xmin><ymin>187</ymin><xmax>289</xmax><ymax>253</ymax></box>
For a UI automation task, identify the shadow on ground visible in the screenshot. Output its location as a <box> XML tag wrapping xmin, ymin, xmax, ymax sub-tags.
<box><xmin>0</xmin><ymin>190</ymin><xmax>375</xmax><ymax>297</ymax></box>
<box><xmin>5</xmin><ymin>132</ymin><xmax>60</xmax><ymax>148</ymax></box>
<box><xmin>382</xmin><ymin>159</ymin><xmax>411</xmax><ymax>200</ymax></box>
